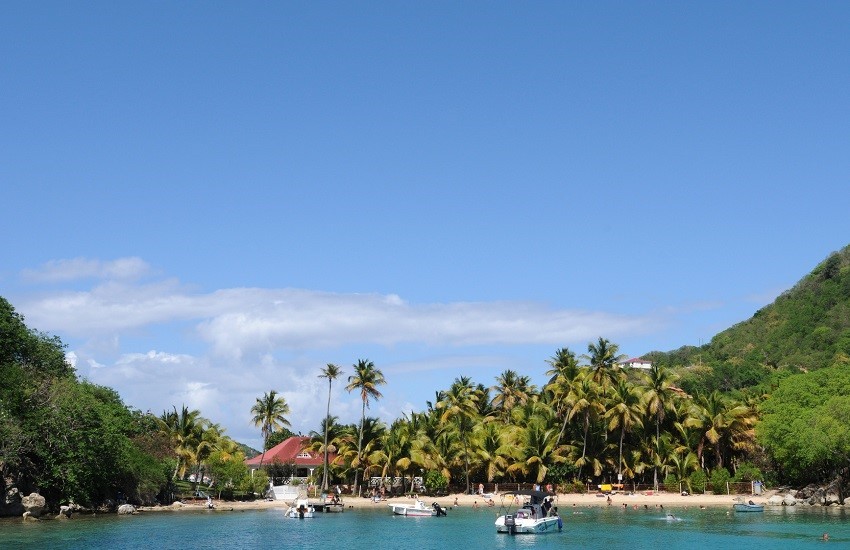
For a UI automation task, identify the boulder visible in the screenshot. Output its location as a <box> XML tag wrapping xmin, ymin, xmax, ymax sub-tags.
<box><xmin>767</xmin><ymin>495</ymin><xmax>784</xmax><ymax>506</ymax></box>
<box><xmin>117</xmin><ymin>504</ymin><xmax>137</xmax><ymax>515</ymax></box>
<box><xmin>807</xmin><ymin>488</ymin><xmax>825</xmax><ymax>506</ymax></box>
<box><xmin>825</xmin><ymin>492</ymin><xmax>841</xmax><ymax>506</ymax></box>
<box><xmin>57</xmin><ymin>505</ymin><xmax>73</xmax><ymax>519</ymax></box>
<box><xmin>69</xmin><ymin>502</ymin><xmax>93</xmax><ymax>514</ymax></box>
<box><xmin>794</xmin><ymin>485</ymin><xmax>808</xmax><ymax>499</ymax></box>
<box><xmin>22</xmin><ymin>511</ymin><xmax>39</xmax><ymax>522</ymax></box>
<box><xmin>21</xmin><ymin>493</ymin><xmax>46</xmax><ymax>517</ymax></box>
<box><xmin>783</xmin><ymin>494</ymin><xmax>797</xmax><ymax>506</ymax></box>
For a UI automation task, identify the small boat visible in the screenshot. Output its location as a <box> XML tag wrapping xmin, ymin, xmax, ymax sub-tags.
<box><xmin>285</xmin><ymin>498</ymin><xmax>315</xmax><ymax>518</ymax></box>
<box><xmin>732</xmin><ymin>498</ymin><xmax>764</xmax><ymax>512</ymax></box>
<box><xmin>495</xmin><ymin>490</ymin><xmax>562</xmax><ymax>534</ymax></box>
<box><xmin>388</xmin><ymin>499</ymin><xmax>444</xmax><ymax>517</ymax></box>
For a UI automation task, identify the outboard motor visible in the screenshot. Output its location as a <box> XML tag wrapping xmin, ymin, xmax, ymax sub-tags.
<box><xmin>504</xmin><ymin>514</ymin><xmax>516</xmax><ymax>535</ymax></box>
<box><xmin>432</xmin><ymin>502</ymin><xmax>447</xmax><ymax>516</ymax></box>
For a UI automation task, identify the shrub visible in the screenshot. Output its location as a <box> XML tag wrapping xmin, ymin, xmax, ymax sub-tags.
<box><xmin>424</xmin><ymin>470</ymin><xmax>448</xmax><ymax>493</ymax></box>
<box><xmin>733</xmin><ymin>462</ymin><xmax>763</xmax><ymax>482</ymax></box>
<box><xmin>663</xmin><ymin>474</ymin><xmax>679</xmax><ymax>493</ymax></box>
<box><xmin>239</xmin><ymin>471</ymin><xmax>269</xmax><ymax>499</ymax></box>
<box><xmin>558</xmin><ymin>479</ymin><xmax>586</xmax><ymax>494</ymax></box>
<box><xmin>710</xmin><ymin>467</ymin><xmax>731</xmax><ymax>495</ymax></box>
<box><xmin>688</xmin><ymin>469</ymin><xmax>708</xmax><ymax>494</ymax></box>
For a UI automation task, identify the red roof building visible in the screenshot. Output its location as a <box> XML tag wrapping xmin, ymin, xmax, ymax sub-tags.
<box><xmin>245</xmin><ymin>436</ymin><xmax>332</xmax><ymax>477</ymax></box>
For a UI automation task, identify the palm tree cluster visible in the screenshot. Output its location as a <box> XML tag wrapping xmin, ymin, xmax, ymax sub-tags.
<box><xmin>158</xmin><ymin>405</ymin><xmax>243</xmax><ymax>489</ymax></box>
<box><xmin>156</xmin><ymin>340</ymin><xmax>759</xmax><ymax>498</ymax></box>
<box><xmin>309</xmin><ymin>341</ymin><xmax>759</xmax><ymax>494</ymax></box>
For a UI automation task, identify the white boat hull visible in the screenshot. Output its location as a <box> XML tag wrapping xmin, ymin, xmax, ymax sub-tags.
<box><xmin>495</xmin><ymin>515</ymin><xmax>561</xmax><ymax>534</ymax></box>
<box><xmin>286</xmin><ymin>499</ymin><xmax>315</xmax><ymax>518</ymax></box>
<box><xmin>389</xmin><ymin>501</ymin><xmax>436</xmax><ymax>517</ymax></box>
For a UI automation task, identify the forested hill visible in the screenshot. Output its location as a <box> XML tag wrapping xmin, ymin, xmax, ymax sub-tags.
<box><xmin>646</xmin><ymin>244</ymin><xmax>850</xmax><ymax>394</ymax></box>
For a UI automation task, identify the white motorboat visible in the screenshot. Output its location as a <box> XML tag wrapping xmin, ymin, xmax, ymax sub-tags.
<box><xmin>388</xmin><ymin>498</ymin><xmax>445</xmax><ymax>517</ymax></box>
<box><xmin>732</xmin><ymin>497</ymin><xmax>764</xmax><ymax>512</ymax></box>
<box><xmin>285</xmin><ymin>498</ymin><xmax>315</xmax><ymax>518</ymax></box>
<box><xmin>495</xmin><ymin>491</ymin><xmax>562</xmax><ymax>534</ymax></box>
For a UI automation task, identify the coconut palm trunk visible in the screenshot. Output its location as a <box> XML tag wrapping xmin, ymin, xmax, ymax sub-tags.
<box><xmin>345</xmin><ymin>359</ymin><xmax>386</xmax><ymax>498</ymax></box>
<box><xmin>319</xmin><ymin>364</ymin><xmax>341</xmax><ymax>492</ymax></box>
<box><xmin>355</xmin><ymin>399</ymin><xmax>366</xmax><ymax>496</ymax></box>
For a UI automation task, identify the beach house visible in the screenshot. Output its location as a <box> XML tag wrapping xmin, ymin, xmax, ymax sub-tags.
<box><xmin>621</xmin><ymin>357</ymin><xmax>653</xmax><ymax>370</ymax></box>
<box><xmin>244</xmin><ymin>435</ymin><xmax>330</xmax><ymax>481</ymax></box>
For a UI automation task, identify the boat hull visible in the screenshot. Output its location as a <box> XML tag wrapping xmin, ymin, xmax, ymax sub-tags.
<box><xmin>285</xmin><ymin>509</ymin><xmax>315</xmax><ymax>518</ymax></box>
<box><xmin>389</xmin><ymin>502</ymin><xmax>436</xmax><ymax>516</ymax></box>
<box><xmin>733</xmin><ymin>504</ymin><xmax>764</xmax><ymax>512</ymax></box>
<box><xmin>286</xmin><ymin>500</ymin><xmax>316</xmax><ymax>518</ymax></box>
<box><xmin>495</xmin><ymin>515</ymin><xmax>561</xmax><ymax>534</ymax></box>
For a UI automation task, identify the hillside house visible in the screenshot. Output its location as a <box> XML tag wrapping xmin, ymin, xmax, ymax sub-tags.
<box><xmin>621</xmin><ymin>357</ymin><xmax>653</xmax><ymax>370</ymax></box>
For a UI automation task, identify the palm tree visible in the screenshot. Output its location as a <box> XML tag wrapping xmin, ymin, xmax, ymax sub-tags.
<box><xmin>318</xmin><ymin>363</ymin><xmax>343</xmax><ymax>491</ymax></box>
<box><xmin>545</xmin><ymin>347</ymin><xmax>581</xmax><ymax>387</ymax></box>
<box><xmin>372</xmin><ymin>418</ymin><xmax>415</xmax><ymax>494</ymax></box>
<box><xmin>669</xmin><ymin>451</ymin><xmax>700</xmax><ymax>492</ymax></box>
<box><xmin>642</xmin><ymin>363</ymin><xmax>678</xmax><ymax>490</ymax></box>
<box><xmin>507</xmin><ymin>415</ymin><xmax>567</xmax><ymax>483</ymax></box>
<box><xmin>437</xmin><ymin>376</ymin><xmax>480</xmax><ymax>494</ymax></box>
<box><xmin>250</xmin><ymin>390</ymin><xmax>291</xmax><ymax>467</ymax></box>
<box><xmin>604</xmin><ymin>379</ymin><xmax>644</xmax><ymax>482</ymax></box>
<box><xmin>491</xmin><ymin>370</ymin><xmax>535</xmax><ymax>418</ymax></box>
<box><xmin>191</xmin><ymin>421</ymin><xmax>226</xmax><ymax>490</ymax></box>
<box><xmin>545</xmin><ymin>348</ymin><xmax>583</xmax><ymax>444</ymax></box>
<box><xmin>687</xmin><ymin>391</ymin><xmax>757</xmax><ymax>470</ymax></box>
<box><xmin>583</xmin><ymin>337</ymin><xmax>626</xmax><ymax>392</ymax></box>
<box><xmin>472</xmin><ymin>421</ymin><xmax>516</xmax><ymax>482</ymax></box>
<box><xmin>158</xmin><ymin>405</ymin><xmax>206</xmax><ymax>480</ymax></box>
<box><xmin>566</xmin><ymin>372</ymin><xmax>604</xmax><ymax>479</ymax></box>
<box><xmin>345</xmin><ymin>358</ymin><xmax>386</xmax><ymax>496</ymax></box>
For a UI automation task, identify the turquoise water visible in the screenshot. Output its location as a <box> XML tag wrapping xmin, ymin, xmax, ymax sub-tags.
<box><xmin>1</xmin><ymin>505</ymin><xmax>847</xmax><ymax>549</ymax></box>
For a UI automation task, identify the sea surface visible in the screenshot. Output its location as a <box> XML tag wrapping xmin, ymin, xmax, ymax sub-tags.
<box><xmin>1</xmin><ymin>504</ymin><xmax>847</xmax><ymax>549</ymax></box>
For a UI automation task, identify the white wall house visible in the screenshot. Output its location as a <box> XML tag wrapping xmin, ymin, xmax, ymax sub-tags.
<box><xmin>621</xmin><ymin>357</ymin><xmax>653</xmax><ymax>370</ymax></box>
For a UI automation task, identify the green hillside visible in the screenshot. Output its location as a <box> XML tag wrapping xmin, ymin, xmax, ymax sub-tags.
<box><xmin>648</xmin><ymin>244</ymin><xmax>850</xmax><ymax>394</ymax></box>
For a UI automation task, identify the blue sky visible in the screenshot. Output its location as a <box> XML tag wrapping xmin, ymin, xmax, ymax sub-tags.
<box><xmin>3</xmin><ymin>2</ymin><xmax>849</xmax><ymax>449</ymax></box>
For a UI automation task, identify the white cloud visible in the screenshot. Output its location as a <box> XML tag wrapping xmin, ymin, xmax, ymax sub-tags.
<box><xmin>21</xmin><ymin>257</ymin><xmax>152</xmax><ymax>283</ymax></box>
<box><xmin>17</xmin><ymin>256</ymin><xmax>668</xmax><ymax>444</ymax></box>
<box><xmin>21</xmin><ymin>284</ymin><xmax>657</xmax><ymax>354</ymax></box>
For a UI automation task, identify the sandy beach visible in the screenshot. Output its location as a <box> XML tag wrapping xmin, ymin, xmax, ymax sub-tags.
<box><xmin>140</xmin><ymin>489</ymin><xmax>771</xmax><ymax>513</ymax></box>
